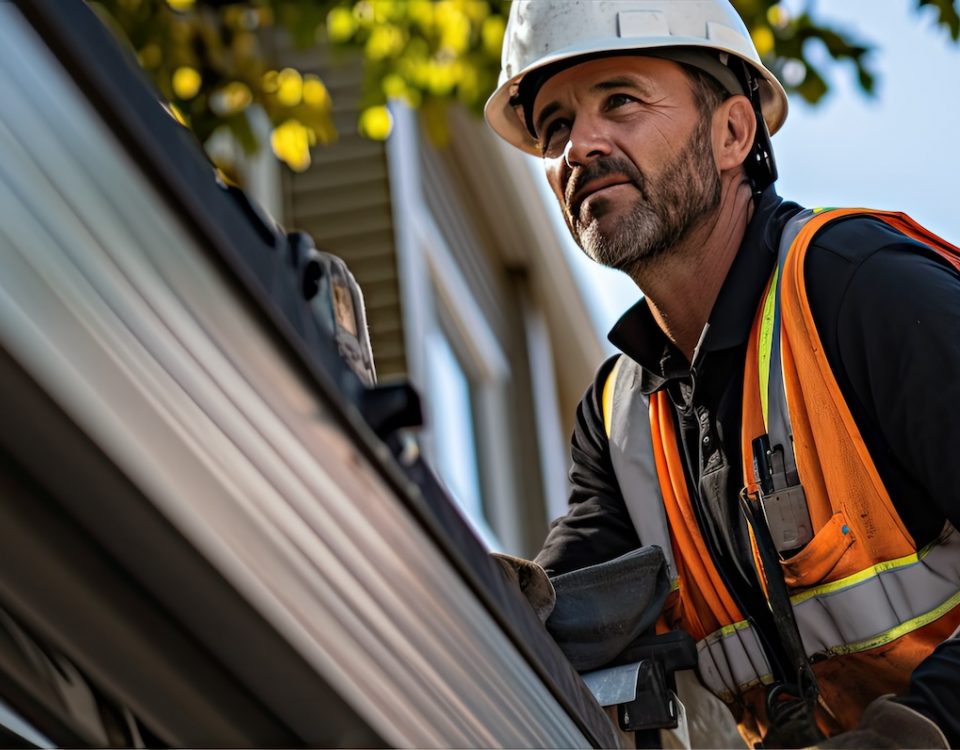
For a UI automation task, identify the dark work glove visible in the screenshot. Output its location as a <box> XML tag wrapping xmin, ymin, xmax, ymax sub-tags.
<box><xmin>810</xmin><ymin>696</ymin><xmax>948</xmax><ymax>749</ymax></box>
<box><xmin>491</xmin><ymin>552</ymin><xmax>556</xmax><ymax>623</ymax></box>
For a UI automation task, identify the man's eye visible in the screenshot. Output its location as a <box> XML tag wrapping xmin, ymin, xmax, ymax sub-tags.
<box><xmin>539</xmin><ymin>119</ymin><xmax>570</xmax><ymax>158</ymax></box>
<box><xmin>606</xmin><ymin>93</ymin><xmax>635</xmax><ymax>109</ymax></box>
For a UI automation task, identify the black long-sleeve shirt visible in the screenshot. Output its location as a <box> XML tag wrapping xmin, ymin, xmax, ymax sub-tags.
<box><xmin>536</xmin><ymin>189</ymin><xmax>960</xmax><ymax>745</ymax></box>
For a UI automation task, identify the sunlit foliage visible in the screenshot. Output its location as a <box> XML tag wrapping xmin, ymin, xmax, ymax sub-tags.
<box><xmin>94</xmin><ymin>0</ymin><xmax>959</xmax><ymax>176</ymax></box>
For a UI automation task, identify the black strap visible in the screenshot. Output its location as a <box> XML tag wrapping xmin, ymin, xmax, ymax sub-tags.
<box><xmin>739</xmin><ymin>487</ymin><xmax>822</xmax><ymax>742</ymax></box>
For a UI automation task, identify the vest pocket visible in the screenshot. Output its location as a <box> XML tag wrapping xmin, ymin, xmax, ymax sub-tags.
<box><xmin>781</xmin><ymin>512</ymin><xmax>855</xmax><ymax>590</ymax></box>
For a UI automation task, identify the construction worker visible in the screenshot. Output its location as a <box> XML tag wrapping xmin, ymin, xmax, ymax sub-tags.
<box><xmin>484</xmin><ymin>1</ymin><xmax>960</xmax><ymax>748</ymax></box>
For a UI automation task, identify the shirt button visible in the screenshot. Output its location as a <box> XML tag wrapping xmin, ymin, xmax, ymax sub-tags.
<box><xmin>702</xmin><ymin>434</ymin><xmax>713</xmax><ymax>450</ymax></box>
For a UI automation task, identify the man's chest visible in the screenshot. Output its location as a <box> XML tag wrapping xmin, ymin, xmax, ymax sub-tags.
<box><xmin>663</xmin><ymin>348</ymin><xmax>752</xmax><ymax>565</ymax></box>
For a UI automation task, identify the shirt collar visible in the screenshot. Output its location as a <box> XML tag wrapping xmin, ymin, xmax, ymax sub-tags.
<box><xmin>608</xmin><ymin>187</ymin><xmax>803</xmax><ymax>393</ymax></box>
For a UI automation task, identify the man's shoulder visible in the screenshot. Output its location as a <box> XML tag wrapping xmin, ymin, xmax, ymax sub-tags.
<box><xmin>577</xmin><ymin>353</ymin><xmax>642</xmax><ymax>447</ymax></box>
<box><xmin>800</xmin><ymin>210</ymin><xmax>960</xmax><ymax>356</ymax></box>
<box><xmin>801</xmin><ymin>210</ymin><xmax>957</xmax><ymax>303</ymax></box>
<box><xmin>586</xmin><ymin>353</ymin><xmax>620</xmax><ymax>389</ymax></box>
<box><xmin>807</xmin><ymin>211</ymin><xmax>931</xmax><ymax>267</ymax></box>
<box><xmin>584</xmin><ymin>354</ymin><xmax>622</xmax><ymax>411</ymax></box>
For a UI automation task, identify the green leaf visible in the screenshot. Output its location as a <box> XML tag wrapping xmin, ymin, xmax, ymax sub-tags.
<box><xmin>918</xmin><ymin>0</ymin><xmax>960</xmax><ymax>40</ymax></box>
<box><xmin>796</xmin><ymin>63</ymin><xmax>829</xmax><ymax>104</ymax></box>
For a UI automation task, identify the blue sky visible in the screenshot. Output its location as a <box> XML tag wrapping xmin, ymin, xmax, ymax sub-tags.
<box><xmin>541</xmin><ymin>0</ymin><xmax>960</xmax><ymax>342</ymax></box>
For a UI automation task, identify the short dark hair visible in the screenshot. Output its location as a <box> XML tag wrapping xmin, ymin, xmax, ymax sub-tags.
<box><xmin>679</xmin><ymin>63</ymin><xmax>730</xmax><ymax>119</ymax></box>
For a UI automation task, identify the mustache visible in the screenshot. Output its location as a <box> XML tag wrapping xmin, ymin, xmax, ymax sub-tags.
<box><xmin>564</xmin><ymin>157</ymin><xmax>646</xmax><ymax>211</ymax></box>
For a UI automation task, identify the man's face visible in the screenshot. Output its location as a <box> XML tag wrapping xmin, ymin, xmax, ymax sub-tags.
<box><xmin>531</xmin><ymin>56</ymin><xmax>722</xmax><ymax>273</ymax></box>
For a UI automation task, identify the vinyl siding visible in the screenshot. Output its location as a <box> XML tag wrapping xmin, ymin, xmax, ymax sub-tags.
<box><xmin>280</xmin><ymin>47</ymin><xmax>407</xmax><ymax>379</ymax></box>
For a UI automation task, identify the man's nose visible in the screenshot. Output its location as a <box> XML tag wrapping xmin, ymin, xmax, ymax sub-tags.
<box><xmin>564</xmin><ymin>115</ymin><xmax>613</xmax><ymax>168</ymax></box>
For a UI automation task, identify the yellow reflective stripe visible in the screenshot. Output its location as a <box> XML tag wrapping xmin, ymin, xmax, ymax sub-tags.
<box><xmin>698</xmin><ymin>621</ymin><xmax>776</xmax><ymax>700</ymax></box>
<box><xmin>757</xmin><ymin>266</ymin><xmax>780</xmax><ymax>430</ymax></box>
<box><xmin>699</xmin><ymin>534</ymin><xmax>960</xmax><ymax>695</ymax></box>
<box><xmin>790</xmin><ymin>536</ymin><xmax>942</xmax><ymax>606</ymax></box>
<box><xmin>602</xmin><ymin>356</ymin><xmax>623</xmax><ymax>439</ymax></box>
<box><xmin>670</xmin><ymin>577</ymin><xmax>680</xmax><ymax>592</ymax></box>
<box><xmin>826</xmin><ymin>589</ymin><xmax>960</xmax><ymax>657</ymax></box>
<box><xmin>757</xmin><ymin>208</ymin><xmax>837</xmax><ymax>438</ymax></box>
<box><xmin>714</xmin><ymin>618</ymin><xmax>753</xmax><ymax>640</ymax></box>
<box><xmin>703</xmin><ymin>588</ymin><xmax>960</xmax><ymax>694</ymax></box>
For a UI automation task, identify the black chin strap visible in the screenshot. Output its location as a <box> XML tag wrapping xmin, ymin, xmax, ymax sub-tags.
<box><xmin>732</xmin><ymin>58</ymin><xmax>779</xmax><ymax>200</ymax></box>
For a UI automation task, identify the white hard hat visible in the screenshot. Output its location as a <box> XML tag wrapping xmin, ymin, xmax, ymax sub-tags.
<box><xmin>484</xmin><ymin>0</ymin><xmax>789</xmax><ymax>155</ymax></box>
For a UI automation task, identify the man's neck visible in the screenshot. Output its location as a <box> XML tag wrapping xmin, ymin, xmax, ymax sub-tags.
<box><xmin>631</xmin><ymin>178</ymin><xmax>756</xmax><ymax>362</ymax></box>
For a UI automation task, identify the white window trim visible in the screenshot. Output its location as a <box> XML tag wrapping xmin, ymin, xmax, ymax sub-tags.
<box><xmin>415</xmin><ymin>211</ymin><xmax>509</xmax><ymax>381</ymax></box>
<box><xmin>385</xmin><ymin>104</ymin><xmax>430</xmax><ymax>392</ymax></box>
<box><xmin>521</xmin><ymin>295</ymin><xmax>570</xmax><ymax>524</ymax></box>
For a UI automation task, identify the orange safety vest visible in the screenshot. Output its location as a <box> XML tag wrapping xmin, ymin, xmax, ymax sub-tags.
<box><xmin>604</xmin><ymin>208</ymin><xmax>960</xmax><ymax>746</ymax></box>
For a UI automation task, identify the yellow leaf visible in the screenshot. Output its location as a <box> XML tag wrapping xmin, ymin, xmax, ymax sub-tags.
<box><xmin>461</xmin><ymin>0</ymin><xmax>489</xmax><ymax>24</ymax></box>
<box><xmin>371</xmin><ymin>0</ymin><xmax>399</xmax><ymax>23</ymax></box>
<box><xmin>327</xmin><ymin>6</ymin><xmax>357</xmax><ymax>42</ymax></box>
<box><xmin>276</xmin><ymin>67</ymin><xmax>303</xmax><ymax>107</ymax></box>
<box><xmin>358</xmin><ymin>105</ymin><xmax>393</xmax><ymax>141</ymax></box>
<box><xmin>165</xmin><ymin>0</ymin><xmax>195</xmax><ymax>10</ymax></box>
<box><xmin>382</xmin><ymin>73</ymin><xmax>407</xmax><ymax>98</ymax></box>
<box><xmin>271</xmin><ymin>119</ymin><xmax>313</xmax><ymax>172</ymax></box>
<box><xmin>354</xmin><ymin>1</ymin><xmax>375</xmax><ymax>26</ymax></box>
<box><xmin>262</xmin><ymin>69</ymin><xmax>279</xmax><ymax>94</ymax></box>
<box><xmin>303</xmin><ymin>76</ymin><xmax>331</xmax><ymax>109</ymax></box>
<box><xmin>365</xmin><ymin>24</ymin><xmax>406</xmax><ymax>60</ymax></box>
<box><xmin>172</xmin><ymin>66</ymin><xmax>202</xmax><ymax>99</ymax></box>
<box><xmin>767</xmin><ymin>4</ymin><xmax>790</xmax><ymax>29</ymax></box>
<box><xmin>437</xmin><ymin>3</ymin><xmax>470</xmax><ymax>54</ymax></box>
<box><xmin>406</xmin><ymin>0</ymin><xmax>434</xmax><ymax>32</ymax></box>
<box><xmin>481</xmin><ymin>15</ymin><xmax>506</xmax><ymax>59</ymax></box>
<box><xmin>427</xmin><ymin>60</ymin><xmax>459</xmax><ymax>96</ymax></box>
<box><xmin>751</xmin><ymin>26</ymin><xmax>775</xmax><ymax>57</ymax></box>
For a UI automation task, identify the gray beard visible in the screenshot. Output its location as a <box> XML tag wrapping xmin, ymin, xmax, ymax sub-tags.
<box><xmin>565</xmin><ymin>117</ymin><xmax>722</xmax><ymax>275</ymax></box>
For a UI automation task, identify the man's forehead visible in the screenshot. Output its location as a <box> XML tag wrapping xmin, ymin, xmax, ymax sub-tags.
<box><xmin>532</xmin><ymin>55</ymin><xmax>685</xmax><ymax>112</ymax></box>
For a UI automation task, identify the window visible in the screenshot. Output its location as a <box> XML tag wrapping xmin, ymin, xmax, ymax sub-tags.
<box><xmin>424</xmin><ymin>327</ymin><xmax>501</xmax><ymax>549</ymax></box>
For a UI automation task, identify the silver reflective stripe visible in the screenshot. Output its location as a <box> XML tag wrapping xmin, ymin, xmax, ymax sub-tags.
<box><xmin>607</xmin><ymin>357</ymin><xmax>678</xmax><ymax>581</ymax></box>
<box><xmin>698</xmin><ymin>524</ymin><xmax>960</xmax><ymax>697</ymax></box>
<box><xmin>766</xmin><ymin>209</ymin><xmax>816</xmax><ymax>484</ymax></box>
<box><xmin>794</xmin><ymin>524</ymin><xmax>960</xmax><ymax>655</ymax></box>
<box><xmin>697</xmin><ymin>623</ymin><xmax>773</xmax><ymax>700</ymax></box>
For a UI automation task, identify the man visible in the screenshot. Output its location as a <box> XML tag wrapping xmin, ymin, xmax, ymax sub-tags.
<box><xmin>484</xmin><ymin>1</ymin><xmax>960</xmax><ymax>748</ymax></box>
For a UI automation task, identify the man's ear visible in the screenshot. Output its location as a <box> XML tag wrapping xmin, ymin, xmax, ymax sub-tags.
<box><xmin>714</xmin><ymin>95</ymin><xmax>757</xmax><ymax>172</ymax></box>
